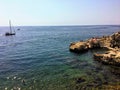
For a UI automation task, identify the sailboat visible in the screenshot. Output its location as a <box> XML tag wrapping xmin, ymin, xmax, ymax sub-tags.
<box><xmin>5</xmin><ymin>20</ymin><xmax>15</xmax><ymax>36</ymax></box>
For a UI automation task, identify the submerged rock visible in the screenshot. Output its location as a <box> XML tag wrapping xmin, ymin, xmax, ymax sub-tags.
<box><xmin>75</xmin><ymin>77</ymin><xmax>86</xmax><ymax>84</ymax></box>
<box><xmin>21</xmin><ymin>79</ymin><xmax>26</xmax><ymax>85</ymax></box>
<box><xmin>69</xmin><ymin>31</ymin><xmax>120</xmax><ymax>66</ymax></box>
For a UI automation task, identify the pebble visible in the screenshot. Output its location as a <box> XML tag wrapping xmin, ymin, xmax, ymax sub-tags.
<box><xmin>14</xmin><ymin>77</ymin><xmax>16</xmax><ymax>79</ymax></box>
<box><xmin>18</xmin><ymin>77</ymin><xmax>21</xmax><ymax>80</ymax></box>
<box><xmin>5</xmin><ymin>87</ymin><xmax>7</xmax><ymax>90</ymax></box>
<box><xmin>18</xmin><ymin>87</ymin><xmax>21</xmax><ymax>90</ymax></box>
<box><xmin>6</xmin><ymin>77</ymin><xmax>9</xmax><ymax>79</ymax></box>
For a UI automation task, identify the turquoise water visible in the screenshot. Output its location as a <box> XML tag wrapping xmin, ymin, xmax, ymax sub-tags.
<box><xmin>0</xmin><ymin>26</ymin><xmax>120</xmax><ymax>89</ymax></box>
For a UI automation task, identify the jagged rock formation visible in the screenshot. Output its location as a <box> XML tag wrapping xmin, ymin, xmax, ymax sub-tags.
<box><xmin>94</xmin><ymin>49</ymin><xmax>120</xmax><ymax>66</ymax></box>
<box><xmin>70</xmin><ymin>38</ymin><xmax>101</xmax><ymax>52</ymax></box>
<box><xmin>70</xmin><ymin>42</ymin><xmax>88</xmax><ymax>52</ymax></box>
<box><xmin>69</xmin><ymin>31</ymin><xmax>120</xmax><ymax>66</ymax></box>
<box><xmin>111</xmin><ymin>32</ymin><xmax>120</xmax><ymax>48</ymax></box>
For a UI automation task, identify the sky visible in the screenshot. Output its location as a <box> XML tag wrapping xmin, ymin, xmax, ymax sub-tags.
<box><xmin>0</xmin><ymin>0</ymin><xmax>120</xmax><ymax>26</ymax></box>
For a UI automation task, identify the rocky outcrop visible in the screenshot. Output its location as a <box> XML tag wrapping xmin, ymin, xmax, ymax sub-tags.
<box><xmin>69</xmin><ymin>38</ymin><xmax>101</xmax><ymax>52</ymax></box>
<box><xmin>111</xmin><ymin>32</ymin><xmax>120</xmax><ymax>48</ymax></box>
<box><xmin>70</xmin><ymin>42</ymin><xmax>89</xmax><ymax>52</ymax></box>
<box><xmin>69</xmin><ymin>31</ymin><xmax>120</xmax><ymax>66</ymax></box>
<box><xmin>94</xmin><ymin>49</ymin><xmax>120</xmax><ymax>66</ymax></box>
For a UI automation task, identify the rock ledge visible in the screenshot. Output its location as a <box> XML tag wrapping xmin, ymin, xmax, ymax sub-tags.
<box><xmin>69</xmin><ymin>31</ymin><xmax>120</xmax><ymax>66</ymax></box>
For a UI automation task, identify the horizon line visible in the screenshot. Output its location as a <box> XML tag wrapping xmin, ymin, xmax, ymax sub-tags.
<box><xmin>0</xmin><ymin>24</ymin><xmax>120</xmax><ymax>27</ymax></box>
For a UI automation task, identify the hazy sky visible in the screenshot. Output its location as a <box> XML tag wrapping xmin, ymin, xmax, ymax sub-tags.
<box><xmin>0</xmin><ymin>0</ymin><xmax>120</xmax><ymax>26</ymax></box>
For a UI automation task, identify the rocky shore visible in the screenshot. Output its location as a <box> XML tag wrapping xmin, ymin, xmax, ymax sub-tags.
<box><xmin>69</xmin><ymin>31</ymin><xmax>120</xmax><ymax>66</ymax></box>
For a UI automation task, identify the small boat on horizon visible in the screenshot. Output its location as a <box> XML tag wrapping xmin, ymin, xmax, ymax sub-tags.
<box><xmin>5</xmin><ymin>20</ymin><xmax>16</xmax><ymax>36</ymax></box>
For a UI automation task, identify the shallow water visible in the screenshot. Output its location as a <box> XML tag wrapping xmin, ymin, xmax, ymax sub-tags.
<box><xmin>0</xmin><ymin>25</ymin><xmax>120</xmax><ymax>89</ymax></box>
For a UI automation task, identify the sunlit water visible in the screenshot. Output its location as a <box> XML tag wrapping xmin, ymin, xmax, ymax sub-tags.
<box><xmin>0</xmin><ymin>25</ymin><xmax>120</xmax><ymax>89</ymax></box>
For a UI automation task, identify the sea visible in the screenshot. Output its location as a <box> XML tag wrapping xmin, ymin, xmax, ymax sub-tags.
<box><xmin>0</xmin><ymin>25</ymin><xmax>120</xmax><ymax>90</ymax></box>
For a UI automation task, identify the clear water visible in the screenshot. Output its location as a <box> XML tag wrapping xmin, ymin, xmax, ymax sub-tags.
<box><xmin>0</xmin><ymin>25</ymin><xmax>120</xmax><ymax>89</ymax></box>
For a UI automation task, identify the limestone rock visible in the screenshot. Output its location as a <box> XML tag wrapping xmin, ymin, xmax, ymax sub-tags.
<box><xmin>94</xmin><ymin>50</ymin><xmax>120</xmax><ymax>66</ymax></box>
<box><xmin>69</xmin><ymin>31</ymin><xmax>120</xmax><ymax>66</ymax></box>
<box><xmin>69</xmin><ymin>42</ymin><xmax>89</xmax><ymax>52</ymax></box>
<box><xmin>111</xmin><ymin>32</ymin><xmax>120</xmax><ymax>48</ymax></box>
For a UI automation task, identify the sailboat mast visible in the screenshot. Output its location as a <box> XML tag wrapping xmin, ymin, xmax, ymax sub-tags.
<box><xmin>9</xmin><ymin>20</ymin><xmax>12</xmax><ymax>33</ymax></box>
